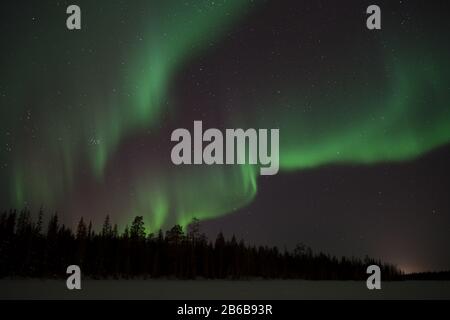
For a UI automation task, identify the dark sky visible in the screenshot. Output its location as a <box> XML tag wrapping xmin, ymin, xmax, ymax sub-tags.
<box><xmin>0</xmin><ymin>0</ymin><xmax>449</xmax><ymax>273</ymax></box>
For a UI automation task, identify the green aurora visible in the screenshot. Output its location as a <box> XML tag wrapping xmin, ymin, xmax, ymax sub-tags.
<box><xmin>1</xmin><ymin>0</ymin><xmax>449</xmax><ymax>231</ymax></box>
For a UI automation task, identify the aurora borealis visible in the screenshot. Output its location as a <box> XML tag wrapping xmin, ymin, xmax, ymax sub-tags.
<box><xmin>1</xmin><ymin>0</ymin><xmax>450</xmax><ymax>272</ymax></box>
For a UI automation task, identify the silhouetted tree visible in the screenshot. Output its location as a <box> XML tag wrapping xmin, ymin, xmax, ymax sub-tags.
<box><xmin>130</xmin><ymin>216</ymin><xmax>145</xmax><ymax>240</ymax></box>
<box><xmin>76</xmin><ymin>218</ymin><xmax>87</xmax><ymax>240</ymax></box>
<box><xmin>0</xmin><ymin>207</ymin><xmax>408</xmax><ymax>280</ymax></box>
<box><xmin>102</xmin><ymin>215</ymin><xmax>112</xmax><ymax>238</ymax></box>
<box><xmin>36</xmin><ymin>207</ymin><xmax>44</xmax><ymax>235</ymax></box>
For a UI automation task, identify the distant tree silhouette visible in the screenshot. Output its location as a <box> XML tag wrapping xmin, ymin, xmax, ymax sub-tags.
<box><xmin>130</xmin><ymin>216</ymin><xmax>145</xmax><ymax>240</ymax></box>
<box><xmin>0</xmin><ymin>207</ymin><xmax>422</xmax><ymax>280</ymax></box>
<box><xmin>166</xmin><ymin>224</ymin><xmax>184</xmax><ymax>244</ymax></box>
<box><xmin>76</xmin><ymin>218</ymin><xmax>87</xmax><ymax>240</ymax></box>
<box><xmin>36</xmin><ymin>207</ymin><xmax>44</xmax><ymax>235</ymax></box>
<box><xmin>102</xmin><ymin>215</ymin><xmax>112</xmax><ymax>238</ymax></box>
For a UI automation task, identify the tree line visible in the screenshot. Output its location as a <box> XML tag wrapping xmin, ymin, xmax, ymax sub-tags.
<box><xmin>0</xmin><ymin>207</ymin><xmax>403</xmax><ymax>280</ymax></box>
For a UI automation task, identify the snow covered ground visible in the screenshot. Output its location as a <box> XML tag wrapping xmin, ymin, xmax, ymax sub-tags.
<box><xmin>1</xmin><ymin>279</ymin><xmax>449</xmax><ymax>300</ymax></box>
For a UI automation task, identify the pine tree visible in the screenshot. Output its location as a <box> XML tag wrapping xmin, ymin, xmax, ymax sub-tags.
<box><xmin>123</xmin><ymin>225</ymin><xmax>129</xmax><ymax>239</ymax></box>
<box><xmin>187</xmin><ymin>217</ymin><xmax>201</xmax><ymax>244</ymax></box>
<box><xmin>166</xmin><ymin>224</ymin><xmax>184</xmax><ymax>245</ymax></box>
<box><xmin>35</xmin><ymin>207</ymin><xmax>44</xmax><ymax>235</ymax></box>
<box><xmin>76</xmin><ymin>218</ymin><xmax>87</xmax><ymax>240</ymax></box>
<box><xmin>102</xmin><ymin>215</ymin><xmax>112</xmax><ymax>238</ymax></box>
<box><xmin>17</xmin><ymin>207</ymin><xmax>31</xmax><ymax>235</ymax></box>
<box><xmin>87</xmin><ymin>221</ymin><xmax>93</xmax><ymax>239</ymax></box>
<box><xmin>130</xmin><ymin>216</ymin><xmax>145</xmax><ymax>240</ymax></box>
<box><xmin>112</xmin><ymin>224</ymin><xmax>118</xmax><ymax>238</ymax></box>
<box><xmin>47</xmin><ymin>213</ymin><xmax>59</xmax><ymax>239</ymax></box>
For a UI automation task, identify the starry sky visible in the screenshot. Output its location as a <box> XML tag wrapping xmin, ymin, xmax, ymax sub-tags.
<box><xmin>0</xmin><ymin>0</ymin><xmax>449</xmax><ymax>273</ymax></box>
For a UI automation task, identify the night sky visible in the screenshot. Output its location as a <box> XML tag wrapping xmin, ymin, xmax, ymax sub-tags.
<box><xmin>1</xmin><ymin>0</ymin><xmax>449</xmax><ymax>273</ymax></box>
